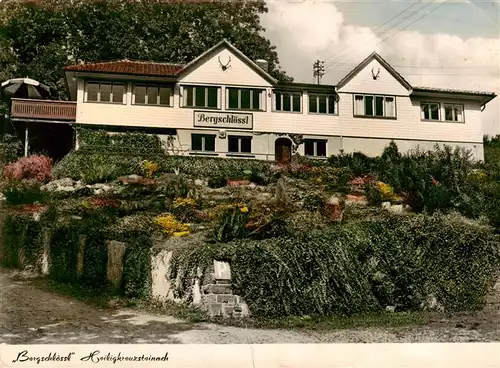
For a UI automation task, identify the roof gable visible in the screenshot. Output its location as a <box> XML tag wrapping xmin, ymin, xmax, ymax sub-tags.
<box><xmin>337</xmin><ymin>52</ymin><xmax>412</xmax><ymax>94</ymax></box>
<box><xmin>178</xmin><ymin>39</ymin><xmax>277</xmax><ymax>86</ymax></box>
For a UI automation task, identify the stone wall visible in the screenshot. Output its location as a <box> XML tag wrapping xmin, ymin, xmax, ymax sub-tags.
<box><xmin>0</xmin><ymin>214</ymin><xmax>249</xmax><ymax>318</ymax></box>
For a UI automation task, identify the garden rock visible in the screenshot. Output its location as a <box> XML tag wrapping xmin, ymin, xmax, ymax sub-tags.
<box><xmin>128</xmin><ymin>174</ymin><xmax>142</xmax><ymax>181</ymax></box>
<box><xmin>388</xmin><ymin>204</ymin><xmax>411</xmax><ymax>214</ymax></box>
<box><xmin>324</xmin><ymin>195</ymin><xmax>343</xmax><ymax>221</ymax></box>
<box><xmin>381</xmin><ymin>201</ymin><xmax>391</xmax><ymax>209</ymax></box>
<box><xmin>56</xmin><ymin>186</ymin><xmax>77</xmax><ymax>192</ymax></box>
<box><xmin>345</xmin><ymin>194</ymin><xmax>367</xmax><ymax>206</ymax></box>
<box><xmin>194</xmin><ymin>179</ymin><xmax>204</xmax><ymax>186</ymax></box>
<box><xmin>41</xmin><ymin>178</ymin><xmax>74</xmax><ymax>192</ymax></box>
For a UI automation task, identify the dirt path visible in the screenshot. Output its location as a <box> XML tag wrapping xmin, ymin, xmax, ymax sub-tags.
<box><xmin>1</xmin><ymin>269</ymin><xmax>500</xmax><ymax>344</ymax></box>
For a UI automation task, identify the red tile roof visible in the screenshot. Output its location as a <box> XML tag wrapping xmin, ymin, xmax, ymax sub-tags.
<box><xmin>64</xmin><ymin>60</ymin><xmax>185</xmax><ymax>77</ymax></box>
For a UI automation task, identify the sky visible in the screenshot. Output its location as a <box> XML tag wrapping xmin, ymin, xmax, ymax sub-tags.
<box><xmin>260</xmin><ymin>0</ymin><xmax>500</xmax><ymax>136</ymax></box>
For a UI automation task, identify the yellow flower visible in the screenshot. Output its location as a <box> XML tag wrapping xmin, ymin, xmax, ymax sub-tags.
<box><xmin>173</xmin><ymin>197</ymin><xmax>197</xmax><ymax>208</ymax></box>
<box><xmin>154</xmin><ymin>214</ymin><xmax>191</xmax><ymax>236</ymax></box>
<box><xmin>377</xmin><ymin>181</ymin><xmax>394</xmax><ymax>200</ymax></box>
<box><xmin>240</xmin><ymin>206</ymin><xmax>249</xmax><ymax>213</ymax></box>
<box><xmin>140</xmin><ymin>160</ymin><xmax>159</xmax><ymax>179</ymax></box>
<box><xmin>173</xmin><ymin>231</ymin><xmax>190</xmax><ymax>237</ymax></box>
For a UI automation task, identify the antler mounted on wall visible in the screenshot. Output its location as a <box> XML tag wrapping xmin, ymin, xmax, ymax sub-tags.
<box><xmin>371</xmin><ymin>68</ymin><xmax>380</xmax><ymax>80</ymax></box>
<box><xmin>218</xmin><ymin>56</ymin><xmax>232</xmax><ymax>72</ymax></box>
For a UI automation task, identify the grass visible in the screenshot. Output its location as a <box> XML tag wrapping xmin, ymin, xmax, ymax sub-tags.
<box><xmin>31</xmin><ymin>278</ymin><xmax>120</xmax><ymax>309</ymax></box>
<box><xmin>211</xmin><ymin>311</ymin><xmax>433</xmax><ymax>331</ymax></box>
<box><xmin>27</xmin><ymin>273</ymin><xmax>432</xmax><ymax>331</ymax></box>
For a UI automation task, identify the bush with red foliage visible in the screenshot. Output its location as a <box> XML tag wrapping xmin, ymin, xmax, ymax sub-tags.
<box><xmin>3</xmin><ymin>155</ymin><xmax>53</xmax><ymax>183</ymax></box>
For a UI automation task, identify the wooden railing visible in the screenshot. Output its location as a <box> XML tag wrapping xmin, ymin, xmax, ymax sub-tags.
<box><xmin>11</xmin><ymin>98</ymin><xmax>76</xmax><ymax>121</ymax></box>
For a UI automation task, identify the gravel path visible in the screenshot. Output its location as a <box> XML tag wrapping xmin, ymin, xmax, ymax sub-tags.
<box><xmin>1</xmin><ymin>269</ymin><xmax>500</xmax><ymax>344</ymax></box>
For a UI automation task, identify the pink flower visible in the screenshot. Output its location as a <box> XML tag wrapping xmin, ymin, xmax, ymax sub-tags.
<box><xmin>3</xmin><ymin>155</ymin><xmax>53</xmax><ymax>183</ymax></box>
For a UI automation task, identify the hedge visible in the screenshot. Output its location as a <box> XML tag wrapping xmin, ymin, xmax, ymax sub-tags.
<box><xmin>170</xmin><ymin>212</ymin><xmax>500</xmax><ymax>317</ymax></box>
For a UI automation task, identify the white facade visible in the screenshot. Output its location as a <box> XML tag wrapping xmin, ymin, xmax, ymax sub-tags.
<box><xmin>65</xmin><ymin>40</ymin><xmax>496</xmax><ymax>161</ymax></box>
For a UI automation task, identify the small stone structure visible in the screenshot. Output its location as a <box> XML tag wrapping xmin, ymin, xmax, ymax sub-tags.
<box><xmin>149</xmin><ymin>237</ymin><xmax>249</xmax><ymax>318</ymax></box>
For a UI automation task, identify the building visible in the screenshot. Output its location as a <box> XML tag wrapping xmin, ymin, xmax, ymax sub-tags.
<box><xmin>10</xmin><ymin>40</ymin><xmax>496</xmax><ymax>162</ymax></box>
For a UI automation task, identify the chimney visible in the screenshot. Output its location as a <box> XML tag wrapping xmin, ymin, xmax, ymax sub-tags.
<box><xmin>255</xmin><ymin>59</ymin><xmax>269</xmax><ymax>72</ymax></box>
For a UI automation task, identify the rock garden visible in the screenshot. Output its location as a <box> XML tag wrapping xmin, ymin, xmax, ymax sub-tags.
<box><xmin>1</xmin><ymin>128</ymin><xmax>500</xmax><ymax>323</ymax></box>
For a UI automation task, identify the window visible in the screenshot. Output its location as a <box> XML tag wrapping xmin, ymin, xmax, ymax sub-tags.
<box><xmin>354</xmin><ymin>94</ymin><xmax>395</xmax><ymax>118</ymax></box>
<box><xmin>183</xmin><ymin>86</ymin><xmax>219</xmax><ymax>108</ymax></box>
<box><xmin>421</xmin><ymin>102</ymin><xmax>440</xmax><ymax>121</ymax></box>
<box><xmin>86</xmin><ymin>81</ymin><xmax>125</xmax><ymax>103</ymax></box>
<box><xmin>191</xmin><ymin>134</ymin><xmax>215</xmax><ymax>152</ymax></box>
<box><xmin>227</xmin><ymin>88</ymin><xmax>263</xmax><ymax>111</ymax></box>
<box><xmin>133</xmin><ymin>85</ymin><xmax>172</xmax><ymax>106</ymax></box>
<box><xmin>273</xmin><ymin>91</ymin><xmax>301</xmax><ymax>112</ymax></box>
<box><xmin>304</xmin><ymin>139</ymin><xmax>327</xmax><ymax>157</ymax></box>
<box><xmin>444</xmin><ymin>104</ymin><xmax>464</xmax><ymax>122</ymax></box>
<box><xmin>309</xmin><ymin>94</ymin><xmax>336</xmax><ymax>114</ymax></box>
<box><xmin>228</xmin><ymin>136</ymin><xmax>252</xmax><ymax>154</ymax></box>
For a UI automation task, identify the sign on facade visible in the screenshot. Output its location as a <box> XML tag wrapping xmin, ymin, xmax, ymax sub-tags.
<box><xmin>194</xmin><ymin>111</ymin><xmax>253</xmax><ymax>129</ymax></box>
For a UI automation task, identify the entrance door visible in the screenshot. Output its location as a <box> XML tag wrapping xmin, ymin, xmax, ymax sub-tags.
<box><xmin>275</xmin><ymin>138</ymin><xmax>292</xmax><ymax>164</ymax></box>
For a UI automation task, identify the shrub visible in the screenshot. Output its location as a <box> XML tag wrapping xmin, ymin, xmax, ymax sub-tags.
<box><xmin>209</xmin><ymin>204</ymin><xmax>249</xmax><ymax>243</ymax></box>
<box><xmin>53</xmin><ymin>152</ymin><xmax>142</xmax><ymax>183</ymax></box>
<box><xmin>2</xmin><ymin>180</ymin><xmax>47</xmax><ymax>205</ymax></box>
<box><xmin>170</xmin><ymin>212</ymin><xmax>500</xmax><ymax>317</ymax></box>
<box><xmin>139</xmin><ymin>160</ymin><xmax>159</xmax><ymax>179</ymax></box>
<box><xmin>171</xmin><ymin>197</ymin><xmax>198</xmax><ymax>223</ymax></box>
<box><xmin>76</xmin><ymin>127</ymin><xmax>164</xmax><ymax>156</ymax></box>
<box><xmin>3</xmin><ymin>155</ymin><xmax>52</xmax><ymax>182</ymax></box>
<box><xmin>303</xmin><ymin>191</ymin><xmax>325</xmax><ymax>212</ymax></box>
<box><xmin>1</xmin><ymin>213</ymin><xmax>44</xmax><ymax>270</ymax></box>
<box><xmin>207</xmin><ymin>175</ymin><xmax>227</xmax><ymax>189</ymax></box>
<box><xmin>122</xmin><ymin>234</ymin><xmax>153</xmax><ymax>298</ymax></box>
<box><xmin>0</xmin><ymin>134</ymin><xmax>23</xmax><ymax>165</ymax></box>
<box><xmin>328</xmin><ymin>151</ymin><xmax>375</xmax><ymax>177</ymax></box>
<box><xmin>158</xmin><ymin>155</ymin><xmax>272</xmax><ymax>179</ymax></box>
<box><xmin>157</xmin><ymin>174</ymin><xmax>191</xmax><ymax>199</ymax></box>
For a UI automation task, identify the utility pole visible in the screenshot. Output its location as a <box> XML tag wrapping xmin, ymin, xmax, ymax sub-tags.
<box><xmin>313</xmin><ymin>60</ymin><xmax>325</xmax><ymax>85</ymax></box>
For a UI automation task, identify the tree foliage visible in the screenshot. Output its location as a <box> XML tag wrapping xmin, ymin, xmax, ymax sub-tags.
<box><xmin>0</xmin><ymin>0</ymin><xmax>292</xmax><ymax>99</ymax></box>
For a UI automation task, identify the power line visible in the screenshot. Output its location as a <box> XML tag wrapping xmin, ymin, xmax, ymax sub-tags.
<box><xmin>325</xmin><ymin>0</ymin><xmax>450</xmax><ymax>74</ymax></box>
<box><xmin>323</xmin><ymin>0</ymin><xmax>430</xmax><ymax>69</ymax></box>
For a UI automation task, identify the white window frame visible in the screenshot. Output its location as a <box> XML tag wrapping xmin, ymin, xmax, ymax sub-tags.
<box><xmin>354</xmin><ymin>94</ymin><xmax>396</xmax><ymax>118</ymax></box>
<box><xmin>181</xmin><ymin>85</ymin><xmax>220</xmax><ymax>109</ymax></box>
<box><xmin>308</xmin><ymin>93</ymin><xmax>337</xmax><ymax>115</ymax></box>
<box><xmin>191</xmin><ymin>134</ymin><xmax>216</xmax><ymax>152</ymax></box>
<box><xmin>226</xmin><ymin>87</ymin><xmax>264</xmax><ymax>111</ymax></box>
<box><xmin>228</xmin><ymin>135</ymin><xmax>252</xmax><ymax>154</ymax></box>
<box><xmin>444</xmin><ymin>103</ymin><xmax>464</xmax><ymax>123</ymax></box>
<box><xmin>273</xmin><ymin>91</ymin><xmax>302</xmax><ymax>113</ymax></box>
<box><xmin>304</xmin><ymin>139</ymin><xmax>327</xmax><ymax>157</ymax></box>
<box><xmin>421</xmin><ymin>102</ymin><xmax>441</xmax><ymax>121</ymax></box>
<box><xmin>133</xmin><ymin>84</ymin><xmax>173</xmax><ymax>106</ymax></box>
<box><xmin>85</xmin><ymin>81</ymin><xmax>125</xmax><ymax>104</ymax></box>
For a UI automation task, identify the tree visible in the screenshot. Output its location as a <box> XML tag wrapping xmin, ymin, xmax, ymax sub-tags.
<box><xmin>0</xmin><ymin>0</ymin><xmax>292</xmax><ymax>100</ymax></box>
